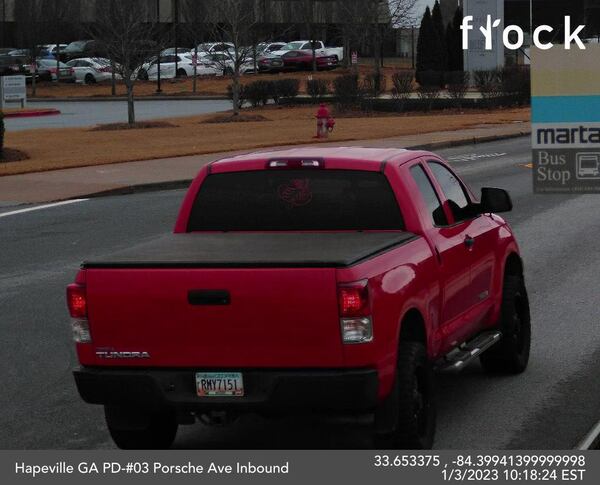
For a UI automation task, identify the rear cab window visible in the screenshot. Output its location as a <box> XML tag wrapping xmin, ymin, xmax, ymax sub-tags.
<box><xmin>187</xmin><ymin>170</ymin><xmax>405</xmax><ymax>232</ymax></box>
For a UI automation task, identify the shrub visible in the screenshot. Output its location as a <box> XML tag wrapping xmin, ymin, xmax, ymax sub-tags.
<box><xmin>274</xmin><ymin>79</ymin><xmax>300</xmax><ymax>103</ymax></box>
<box><xmin>306</xmin><ymin>79</ymin><xmax>329</xmax><ymax>102</ymax></box>
<box><xmin>418</xmin><ymin>70</ymin><xmax>444</xmax><ymax>89</ymax></box>
<box><xmin>0</xmin><ymin>110</ymin><xmax>4</xmax><ymax>158</ymax></box>
<box><xmin>333</xmin><ymin>73</ymin><xmax>363</xmax><ymax>110</ymax></box>
<box><xmin>363</xmin><ymin>71</ymin><xmax>387</xmax><ymax>98</ymax></box>
<box><xmin>391</xmin><ymin>71</ymin><xmax>414</xmax><ymax>100</ymax></box>
<box><xmin>474</xmin><ymin>69</ymin><xmax>502</xmax><ymax>108</ymax></box>
<box><xmin>244</xmin><ymin>80</ymin><xmax>273</xmax><ymax>107</ymax></box>
<box><xmin>227</xmin><ymin>84</ymin><xmax>248</xmax><ymax>110</ymax></box>
<box><xmin>446</xmin><ymin>71</ymin><xmax>470</xmax><ymax>107</ymax></box>
<box><xmin>417</xmin><ymin>83</ymin><xmax>441</xmax><ymax>111</ymax></box>
<box><xmin>499</xmin><ymin>66</ymin><xmax>530</xmax><ymax>106</ymax></box>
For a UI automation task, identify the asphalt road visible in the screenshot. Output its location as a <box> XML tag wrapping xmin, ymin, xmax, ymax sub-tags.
<box><xmin>5</xmin><ymin>99</ymin><xmax>231</xmax><ymax>131</ymax></box>
<box><xmin>1</xmin><ymin>136</ymin><xmax>599</xmax><ymax>450</ymax></box>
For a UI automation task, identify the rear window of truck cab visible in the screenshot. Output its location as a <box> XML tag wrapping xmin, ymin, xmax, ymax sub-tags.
<box><xmin>187</xmin><ymin>169</ymin><xmax>404</xmax><ymax>231</ymax></box>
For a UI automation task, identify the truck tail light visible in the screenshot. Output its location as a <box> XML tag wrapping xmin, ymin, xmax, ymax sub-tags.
<box><xmin>338</xmin><ymin>282</ymin><xmax>373</xmax><ymax>344</ymax></box>
<box><xmin>67</xmin><ymin>284</ymin><xmax>91</xmax><ymax>343</ymax></box>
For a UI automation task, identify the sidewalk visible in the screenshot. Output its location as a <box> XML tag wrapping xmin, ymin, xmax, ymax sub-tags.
<box><xmin>0</xmin><ymin>122</ymin><xmax>530</xmax><ymax>205</ymax></box>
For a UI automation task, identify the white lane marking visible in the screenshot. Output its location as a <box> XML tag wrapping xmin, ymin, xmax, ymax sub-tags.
<box><xmin>576</xmin><ymin>418</ymin><xmax>600</xmax><ymax>450</ymax></box>
<box><xmin>447</xmin><ymin>152</ymin><xmax>508</xmax><ymax>162</ymax></box>
<box><xmin>0</xmin><ymin>199</ymin><xmax>88</xmax><ymax>219</ymax></box>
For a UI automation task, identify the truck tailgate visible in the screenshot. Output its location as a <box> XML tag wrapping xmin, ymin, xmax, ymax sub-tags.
<box><xmin>85</xmin><ymin>267</ymin><xmax>343</xmax><ymax>367</ymax></box>
<box><xmin>81</xmin><ymin>232</ymin><xmax>416</xmax><ymax>368</ymax></box>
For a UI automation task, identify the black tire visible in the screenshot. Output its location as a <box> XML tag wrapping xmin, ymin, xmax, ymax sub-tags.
<box><xmin>177</xmin><ymin>69</ymin><xmax>187</xmax><ymax>78</ymax></box>
<box><xmin>480</xmin><ymin>274</ymin><xmax>531</xmax><ymax>374</ymax></box>
<box><xmin>105</xmin><ymin>406</ymin><xmax>178</xmax><ymax>450</ymax></box>
<box><xmin>84</xmin><ymin>73</ymin><xmax>96</xmax><ymax>85</ymax></box>
<box><xmin>374</xmin><ymin>341</ymin><xmax>436</xmax><ymax>449</ymax></box>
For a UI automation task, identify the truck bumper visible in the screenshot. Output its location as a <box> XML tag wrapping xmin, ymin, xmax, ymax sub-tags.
<box><xmin>73</xmin><ymin>367</ymin><xmax>379</xmax><ymax>414</ymax></box>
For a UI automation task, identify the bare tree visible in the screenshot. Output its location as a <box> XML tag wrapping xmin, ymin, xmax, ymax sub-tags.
<box><xmin>389</xmin><ymin>0</ymin><xmax>417</xmax><ymax>28</ymax></box>
<box><xmin>40</xmin><ymin>0</ymin><xmax>80</xmax><ymax>81</ymax></box>
<box><xmin>180</xmin><ymin>0</ymin><xmax>210</xmax><ymax>94</ymax></box>
<box><xmin>338</xmin><ymin>0</ymin><xmax>416</xmax><ymax>73</ymax></box>
<box><xmin>90</xmin><ymin>0</ymin><xmax>158</xmax><ymax>125</ymax></box>
<box><xmin>14</xmin><ymin>0</ymin><xmax>45</xmax><ymax>96</ymax></box>
<box><xmin>202</xmin><ymin>0</ymin><xmax>262</xmax><ymax>116</ymax></box>
<box><xmin>299</xmin><ymin>0</ymin><xmax>319</xmax><ymax>72</ymax></box>
<box><xmin>337</xmin><ymin>0</ymin><xmax>371</xmax><ymax>69</ymax></box>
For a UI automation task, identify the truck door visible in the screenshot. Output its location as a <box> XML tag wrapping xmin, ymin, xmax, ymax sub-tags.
<box><xmin>408</xmin><ymin>163</ymin><xmax>473</xmax><ymax>330</ymax></box>
<box><xmin>426</xmin><ymin>161</ymin><xmax>496</xmax><ymax>313</ymax></box>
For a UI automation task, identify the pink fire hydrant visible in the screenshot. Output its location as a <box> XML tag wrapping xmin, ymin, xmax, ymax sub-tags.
<box><xmin>315</xmin><ymin>104</ymin><xmax>336</xmax><ymax>139</ymax></box>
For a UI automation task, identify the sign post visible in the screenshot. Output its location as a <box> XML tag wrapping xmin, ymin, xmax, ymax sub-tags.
<box><xmin>0</xmin><ymin>75</ymin><xmax>27</xmax><ymax>109</ymax></box>
<box><xmin>531</xmin><ymin>45</ymin><xmax>600</xmax><ymax>193</ymax></box>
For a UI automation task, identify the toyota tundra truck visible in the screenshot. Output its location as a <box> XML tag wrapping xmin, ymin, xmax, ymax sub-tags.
<box><xmin>68</xmin><ymin>147</ymin><xmax>531</xmax><ymax>450</ymax></box>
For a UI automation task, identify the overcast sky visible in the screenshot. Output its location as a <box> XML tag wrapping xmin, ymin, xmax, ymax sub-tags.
<box><xmin>414</xmin><ymin>0</ymin><xmax>436</xmax><ymax>18</ymax></box>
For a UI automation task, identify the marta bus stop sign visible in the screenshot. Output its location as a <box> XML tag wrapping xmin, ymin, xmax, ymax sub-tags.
<box><xmin>532</xmin><ymin>45</ymin><xmax>600</xmax><ymax>193</ymax></box>
<box><xmin>0</xmin><ymin>75</ymin><xmax>27</xmax><ymax>109</ymax></box>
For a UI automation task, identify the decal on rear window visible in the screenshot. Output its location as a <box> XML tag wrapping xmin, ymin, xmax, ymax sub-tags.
<box><xmin>277</xmin><ymin>179</ymin><xmax>313</xmax><ymax>208</ymax></box>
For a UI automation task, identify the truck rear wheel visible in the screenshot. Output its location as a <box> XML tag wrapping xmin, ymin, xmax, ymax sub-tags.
<box><xmin>374</xmin><ymin>341</ymin><xmax>436</xmax><ymax>449</ymax></box>
<box><xmin>480</xmin><ymin>274</ymin><xmax>531</xmax><ymax>374</ymax></box>
<box><xmin>105</xmin><ymin>406</ymin><xmax>178</xmax><ymax>450</ymax></box>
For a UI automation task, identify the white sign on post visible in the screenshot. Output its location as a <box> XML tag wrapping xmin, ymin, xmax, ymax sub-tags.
<box><xmin>1</xmin><ymin>75</ymin><xmax>27</xmax><ymax>108</ymax></box>
<box><xmin>462</xmin><ymin>0</ymin><xmax>505</xmax><ymax>72</ymax></box>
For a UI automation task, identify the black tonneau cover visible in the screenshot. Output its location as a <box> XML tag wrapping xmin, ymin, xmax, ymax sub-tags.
<box><xmin>83</xmin><ymin>232</ymin><xmax>418</xmax><ymax>269</ymax></box>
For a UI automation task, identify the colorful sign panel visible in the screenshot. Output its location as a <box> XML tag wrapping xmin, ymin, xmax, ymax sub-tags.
<box><xmin>531</xmin><ymin>45</ymin><xmax>600</xmax><ymax>193</ymax></box>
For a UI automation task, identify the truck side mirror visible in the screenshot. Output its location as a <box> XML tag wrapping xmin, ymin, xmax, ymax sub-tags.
<box><xmin>480</xmin><ymin>187</ymin><xmax>512</xmax><ymax>214</ymax></box>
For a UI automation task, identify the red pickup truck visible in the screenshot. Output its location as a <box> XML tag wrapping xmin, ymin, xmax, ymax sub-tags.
<box><xmin>68</xmin><ymin>147</ymin><xmax>531</xmax><ymax>450</ymax></box>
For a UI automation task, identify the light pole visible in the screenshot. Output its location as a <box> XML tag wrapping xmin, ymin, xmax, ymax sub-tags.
<box><xmin>174</xmin><ymin>0</ymin><xmax>179</xmax><ymax>77</ymax></box>
<box><xmin>1</xmin><ymin>0</ymin><xmax>6</xmax><ymax>47</ymax></box>
<box><xmin>156</xmin><ymin>0</ymin><xmax>162</xmax><ymax>93</ymax></box>
<box><xmin>529</xmin><ymin>0</ymin><xmax>533</xmax><ymax>37</ymax></box>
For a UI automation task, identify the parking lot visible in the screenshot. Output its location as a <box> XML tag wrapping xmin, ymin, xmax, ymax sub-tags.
<box><xmin>4</xmin><ymin>99</ymin><xmax>231</xmax><ymax>131</ymax></box>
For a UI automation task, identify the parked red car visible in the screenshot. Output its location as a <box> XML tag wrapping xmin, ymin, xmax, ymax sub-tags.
<box><xmin>69</xmin><ymin>147</ymin><xmax>531</xmax><ymax>449</ymax></box>
<box><xmin>280</xmin><ymin>49</ymin><xmax>338</xmax><ymax>70</ymax></box>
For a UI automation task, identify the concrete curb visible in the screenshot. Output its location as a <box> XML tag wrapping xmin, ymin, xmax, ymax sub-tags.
<box><xmin>4</xmin><ymin>109</ymin><xmax>61</xmax><ymax>118</ymax></box>
<box><xmin>72</xmin><ymin>130</ymin><xmax>531</xmax><ymax>201</ymax></box>
<box><xmin>411</xmin><ymin>130</ymin><xmax>531</xmax><ymax>151</ymax></box>
<box><xmin>29</xmin><ymin>96</ymin><xmax>229</xmax><ymax>102</ymax></box>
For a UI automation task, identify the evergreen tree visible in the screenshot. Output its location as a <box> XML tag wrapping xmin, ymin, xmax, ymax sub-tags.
<box><xmin>431</xmin><ymin>0</ymin><xmax>447</xmax><ymax>71</ymax></box>
<box><xmin>416</xmin><ymin>7</ymin><xmax>436</xmax><ymax>74</ymax></box>
<box><xmin>446</xmin><ymin>22</ymin><xmax>455</xmax><ymax>70</ymax></box>
<box><xmin>447</xmin><ymin>7</ymin><xmax>465</xmax><ymax>71</ymax></box>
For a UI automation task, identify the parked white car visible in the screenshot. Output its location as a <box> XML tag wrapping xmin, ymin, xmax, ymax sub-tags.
<box><xmin>161</xmin><ymin>47</ymin><xmax>192</xmax><ymax>56</ymax></box>
<box><xmin>196</xmin><ymin>42</ymin><xmax>235</xmax><ymax>55</ymax></box>
<box><xmin>66</xmin><ymin>57</ymin><xmax>117</xmax><ymax>84</ymax></box>
<box><xmin>140</xmin><ymin>54</ymin><xmax>222</xmax><ymax>80</ymax></box>
<box><xmin>256</xmin><ymin>42</ymin><xmax>287</xmax><ymax>55</ymax></box>
<box><xmin>271</xmin><ymin>40</ymin><xmax>344</xmax><ymax>61</ymax></box>
<box><xmin>205</xmin><ymin>52</ymin><xmax>257</xmax><ymax>75</ymax></box>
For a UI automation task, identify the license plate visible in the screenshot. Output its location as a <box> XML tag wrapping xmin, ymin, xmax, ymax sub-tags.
<box><xmin>196</xmin><ymin>372</ymin><xmax>244</xmax><ymax>397</ymax></box>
